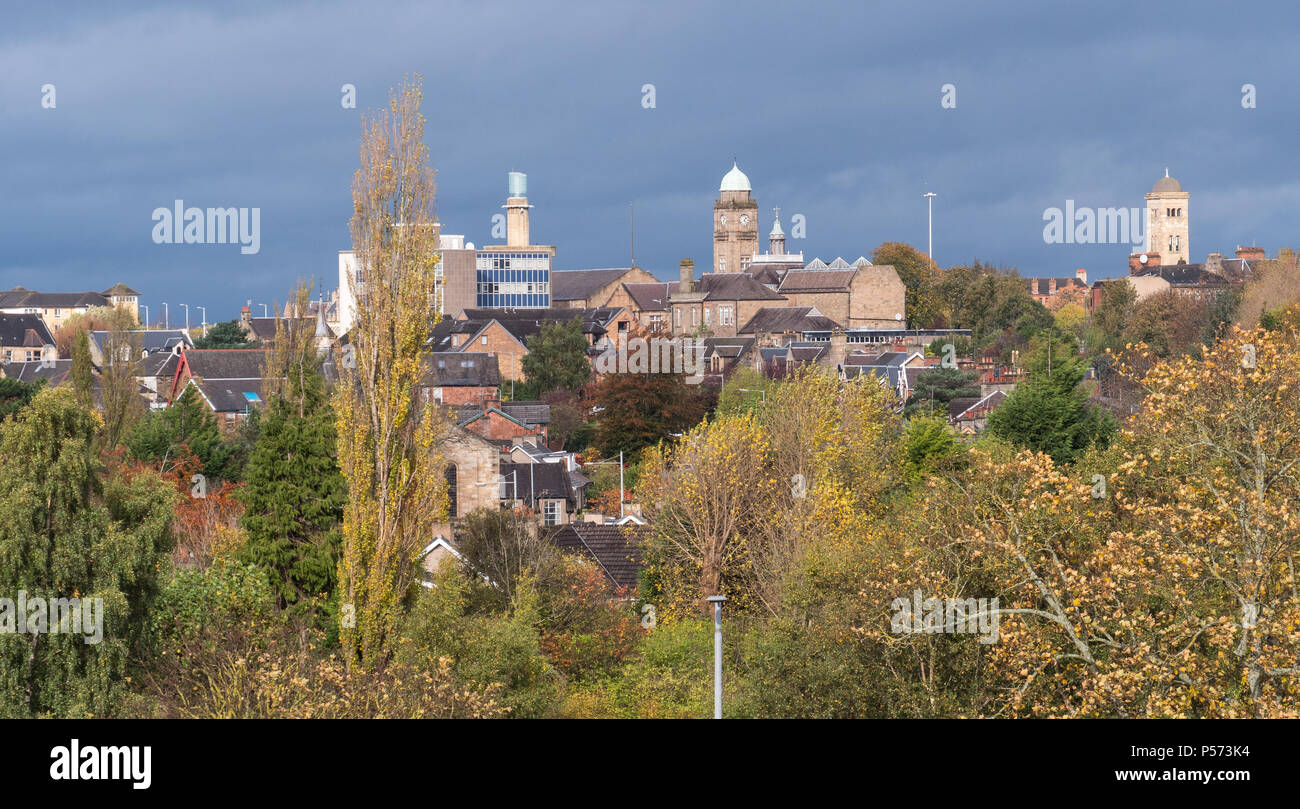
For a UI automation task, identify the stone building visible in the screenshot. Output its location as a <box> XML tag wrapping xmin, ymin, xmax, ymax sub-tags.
<box><xmin>1146</xmin><ymin>170</ymin><xmax>1189</xmax><ymax>264</ymax></box>
<box><xmin>713</xmin><ymin>161</ymin><xmax>760</xmax><ymax>274</ymax></box>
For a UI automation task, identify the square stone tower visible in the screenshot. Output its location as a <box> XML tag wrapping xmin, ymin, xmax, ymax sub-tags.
<box><xmin>713</xmin><ymin>161</ymin><xmax>759</xmax><ymax>273</ymax></box>
<box><xmin>1145</xmin><ymin>170</ymin><xmax>1189</xmax><ymax>264</ymax></box>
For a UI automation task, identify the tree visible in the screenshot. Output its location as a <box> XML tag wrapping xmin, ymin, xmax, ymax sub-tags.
<box><xmin>871</xmin><ymin>241</ymin><xmax>944</xmax><ymax>328</ymax></box>
<box><xmin>193</xmin><ymin>320</ymin><xmax>255</xmax><ymax>350</ymax></box>
<box><xmin>454</xmin><ymin>508</ymin><xmax>555</xmax><ymax>607</ymax></box>
<box><xmin>1122</xmin><ymin>289</ymin><xmax>1209</xmax><ymax>359</ymax></box>
<box><xmin>98</xmin><ymin>320</ymin><xmax>146</xmax><ymax>449</ymax></box>
<box><xmin>540</xmin><ymin>389</ymin><xmax>585</xmax><ymax>450</ymax></box>
<box><xmin>0</xmin><ymin>377</ymin><xmax>44</xmax><ymax>421</ymax></box>
<box><xmin>987</xmin><ymin>338</ymin><xmax>1115</xmax><ymax>464</ymax></box>
<box><xmin>591</xmin><ymin>371</ymin><xmax>708</xmax><ymax>459</ymax></box>
<box><xmin>0</xmin><ymin>388</ymin><xmax>175</xmax><ymax>717</ymax></box>
<box><xmin>904</xmin><ymin>367</ymin><xmax>980</xmax><ymax>417</ymax></box>
<box><xmin>335</xmin><ymin>76</ymin><xmax>448</xmax><ymax>667</ymax></box>
<box><xmin>71</xmin><ymin>330</ymin><xmax>94</xmax><ymax>409</ymax></box>
<box><xmin>239</xmin><ymin>355</ymin><xmax>345</xmax><ymax>616</ymax></box>
<box><xmin>126</xmin><ymin>385</ymin><xmax>235</xmax><ymax>481</ymax></box>
<box><xmin>519</xmin><ymin>319</ymin><xmax>591</xmax><ymax>399</ymax></box>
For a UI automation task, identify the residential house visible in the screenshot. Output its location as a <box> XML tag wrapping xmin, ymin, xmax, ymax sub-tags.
<box><xmin>669</xmin><ymin>260</ymin><xmax>787</xmax><ymax>338</ymax></box>
<box><xmin>421</xmin><ymin>352</ymin><xmax>501</xmax><ymax>407</ymax></box>
<box><xmin>170</xmin><ymin>349</ymin><xmax>269</xmax><ymax>431</ymax></box>
<box><xmin>0</xmin><ymin>284</ymin><xmax>138</xmax><ymax>331</ymax></box>
<box><xmin>0</xmin><ymin>313</ymin><xmax>55</xmax><ymax>364</ymax></box>
<box><xmin>607</xmin><ymin>281</ymin><xmax>677</xmax><ymax>332</ymax></box>
<box><xmin>546</xmin><ymin>523</ymin><xmax>646</xmax><ymax>592</ymax></box>
<box><xmin>1027</xmin><ymin>269</ymin><xmax>1089</xmax><ymax>311</ymax></box>
<box><xmin>550</xmin><ymin>267</ymin><xmax>657</xmax><ymax>309</ymax></box>
<box><xmin>457</xmin><ymin>399</ymin><xmax>550</xmax><ymax>446</ymax></box>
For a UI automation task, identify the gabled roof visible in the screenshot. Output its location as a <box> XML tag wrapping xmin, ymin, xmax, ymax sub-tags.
<box><xmin>738</xmin><ymin>306</ymin><xmax>840</xmax><ymax>335</ymax></box>
<box><xmin>778</xmin><ymin>269</ymin><xmax>856</xmax><ymax>293</ymax></box>
<box><xmin>701</xmin><ymin>336</ymin><xmax>755</xmax><ymax>360</ymax></box>
<box><xmin>0</xmin><ymin>314</ymin><xmax>54</xmax><ymax>347</ymax></box>
<box><xmin>455</xmin><ymin>308</ymin><xmax>612</xmax><ymax>345</ymax></box>
<box><xmin>180</xmin><ymin>348</ymin><xmax>268</xmax><ymax>380</ymax></box>
<box><xmin>547</xmin><ymin>523</ymin><xmax>645</xmax><ymax>590</ymax></box>
<box><xmin>950</xmin><ymin>389</ymin><xmax>1008</xmax><ymax>421</ymax></box>
<box><xmin>622</xmin><ymin>281</ymin><xmax>678</xmax><ymax>312</ymax></box>
<box><xmin>189</xmin><ymin>378</ymin><xmax>265</xmax><ymax>413</ymax></box>
<box><xmin>0</xmin><ymin>288</ymin><xmax>108</xmax><ymax>309</ymax></box>
<box><xmin>694</xmin><ymin>273</ymin><xmax>786</xmax><ymax>302</ymax></box>
<box><xmin>502</xmin><ymin>460</ymin><xmax>574</xmax><ymax>504</ymax></box>
<box><xmin>246</xmin><ymin>317</ymin><xmax>314</xmax><ymax>341</ymax></box>
<box><xmin>2</xmin><ymin>359</ymin><xmax>72</xmax><ymax>384</ymax></box>
<box><xmin>550</xmin><ymin>269</ymin><xmax>635</xmax><ymax>302</ymax></box>
<box><xmin>102</xmin><ymin>283</ymin><xmax>140</xmax><ymax>296</ymax></box>
<box><xmin>424</xmin><ymin>352</ymin><xmax>501</xmax><ymax>387</ymax></box>
<box><xmin>90</xmin><ymin>329</ymin><xmax>191</xmax><ymax>357</ymax></box>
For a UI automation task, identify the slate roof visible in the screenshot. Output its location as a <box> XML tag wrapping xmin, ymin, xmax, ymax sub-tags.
<box><xmin>193</xmin><ymin>378</ymin><xmax>265</xmax><ymax>413</ymax></box>
<box><xmin>457</xmin><ymin>400</ymin><xmax>551</xmax><ymax>427</ymax></box>
<box><xmin>0</xmin><ymin>314</ymin><xmax>54</xmax><ymax>347</ymax></box>
<box><xmin>0</xmin><ymin>287</ymin><xmax>108</xmax><ymax>309</ymax></box>
<box><xmin>455</xmin><ymin>308</ymin><xmax>613</xmax><ymax>345</ymax></box>
<box><xmin>547</xmin><ymin>523</ymin><xmax>645</xmax><ymax>591</ymax></box>
<box><xmin>137</xmin><ymin>351</ymin><xmax>180</xmax><ymax>379</ymax></box>
<box><xmin>738</xmin><ymin>305</ymin><xmax>840</xmax><ymax>334</ymax></box>
<box><xmin>701</xmin><ymin>336</ymin><xmax>755</xmax><ymax>360</ymax></box>
<box><xmin>778</xmin><ymin>269</ymin><xmax>857</xmax><ymax>293</ymax></box>
<box><xmin>424</xmin><ymin>352</ymin><xmax>500</xmax><ymax>387</ymax></box>
<box><xmin>501</xmin><ymin>460</ymin><xmax>574</xmax><ymax>504</ymax></box>
<box><xmin>246</xmin><ymin>317</ymin><xmax>314</xmax><ymax>341</ymax></box>
<box><xmin>2</xmin><ymin>359</ymin><xmax>72</xmax><ymax>384</ymax></box>
<box><xmin>90</xmin><ymin>329</ymin><xmax>191</xmax><ymax>357</ymax></box>
<box><xmin>182</xmin><ymin>349</ymin><xmax>268</xmax><ymax>379</ymax></box>
<box><xmin>1136</xmin><ymin>265</ymin><xmax>1233</xmax><ymax>288</ymax></box>
<box><xmin>550</xmin><ymin>269</ymin><xmax>634</xmax><ymax>302</ymax></box>
<box><xmin>622</xmin><ymin>281</ymin><xmax>678</xmax><ymax>312</ymax></box>
<box><xmin>950</xmin><ymin>389</ymin><xmax>1008</xmax><ymax>421</ymax></box>
<box><xmin>102</xmin><ymin>283</ymin><xmax>140</xmax><ymax>296</ymax></box>
<box><xmin>694</xmin><ymin>273</ymin><xmax>786</xmax><ymax>302</ymax></box>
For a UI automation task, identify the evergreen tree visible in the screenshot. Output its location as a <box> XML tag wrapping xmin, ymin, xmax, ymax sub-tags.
<box><xmin>904</xmin><ymin>367</ymin><xmax>980</xmax><ymax>417</ymax></box>
<box><xmin>71</xmin><ymin>329</ymin><xmax>94</xmax><ymax>409</ymax></box>
<box><xmin>239</xmin><ymin>358</ymin><xmax>345</xmax><ymax>614</ymax></box>
<box><xmin>0</xmin><ymin>377</ymin><xmax>45</xmax><ymax>421</ymax></box>
<box><xmin>193</xmin><ymin>319</ymin><xmax>255</xmax><ymax>349</ymax></box>
<box><xmin>0</xmin><ymin>388</ymin><xmax>175</xmax><ymax>717</ymax></box>
<box><xmin>126</xmin><ymin>385</ymin><xmax>235</xmax><ymax>481</ymax></box>
<box><xmin>520</xmin><ymin>319</ymin><xmax>591</xmax><ymax>398</ymax></box>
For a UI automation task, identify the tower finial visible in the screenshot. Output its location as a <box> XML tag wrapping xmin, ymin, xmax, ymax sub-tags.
<box><xmin>1165</xmin><ymin>167</ymin><xmax>1169</xmax><ymax>177</ymax></box>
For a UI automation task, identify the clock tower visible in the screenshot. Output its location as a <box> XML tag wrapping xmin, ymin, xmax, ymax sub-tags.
<box><xmin>713</xmin><ymin>160</ymin><xmax>759</xmax><ymax>273</ymax></box>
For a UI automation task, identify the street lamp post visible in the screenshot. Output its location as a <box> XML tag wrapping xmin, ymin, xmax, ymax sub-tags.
<box><xmin>141</xmin><ymin>305</ymin><xmax>149</xmax><ymax>329</ymax></box>
<box><xmin>259</xmin><ymin>303</ymin><xmax>269</xmax><ymax>318</ymax></box>
<box><xmin>707</xmin><ymin>595</ymin><xmax>727</xmax><ymax>719</ymax></box>
<box><xmin>923</xmin><ymin>192</ymin><xmax>937</xmax><ymax>268</ymax></box>
<box><xmin>162</xmin><ymin>302</ymin><xmax>168</xmax><ymax>330</ymax></box>
<box><xmin>179</xmin><ymin>303</ymin><xmax>189</xmax><ymax>334</ymax></box>
<box><xmin>196</xmin><ymin>306</ymin><xmax>207</xmax><ymax>338</ymax></box>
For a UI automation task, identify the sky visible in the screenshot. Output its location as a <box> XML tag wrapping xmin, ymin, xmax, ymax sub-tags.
<box><xmin>2</xmin><ymin>0</ymin><xmax>1297</xmax><ymax>325</ymax></box>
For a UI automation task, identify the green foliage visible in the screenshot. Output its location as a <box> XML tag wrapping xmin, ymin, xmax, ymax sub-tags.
<box><xmin>561</xmin><ymin>620</ymin><xmax>714</xmax><ymax>718</ymax></box>
<box><xmin>939</xmin><ymin>262</ymin><xmax>1052</xmax><ymax>341</ymax></box>
<box><xmin>0</xmin><ymin>388</ymin><xmax>175</xmax><ymax>718</ymax></box>
<box><xmin>126</xmin><ymin>385</ymin><xmax>238</xmax><ymax>481</ymax></box>
<box><xmin>520</xmin><ymin>319</ymin><xmax>591</xmax><ymax>398</ymax></box>
<box><xmin>193</xmin><ymin>319</ymin><xmax>255</xmax><ymax>350</ymax></box>
<box><xmin>714</xmin><ymin>365</ymin><xmax>777</xmax><ymax>417</ymax></box>
<box><xmin>986</xmin><ymin>341</ymin><xmax>1115</xmax><ymax>465</ymax></box>
<box><xmin>398</xmin><ymin>565</ymin><xmax>559</xmax><ymax>717</ymax></box>
<box><xmin>904</xmin><ymin>367</ymin><xmax>980</xmax><ymax>417</ymax></box>
<box><xmin>902</xmin><ymin>416</ymin><xmax>966</xmax><ymax>481</ymax></box>
<box><xmin>238</xmin><ymin>359</ymin><xmax>344</xmax><ymax>616</ymax></box>
<box><xmin>0</xmin><ymin>377</ymin><xmax>45</xmax><ymax>421</ymax></box>
<box><xmin>871</xmin><ymin>241</ymin><xmax>943</xmax><ymax>328</ymax></box>
<box><xmin>71</xmin><ymin>330</ymin><xmax>94</xmax><ymax>409</ymax></box>
<box><xmin>150</xmin><ymin>558</ymin><xmax>277</xmax><ymax>667</ymax></box>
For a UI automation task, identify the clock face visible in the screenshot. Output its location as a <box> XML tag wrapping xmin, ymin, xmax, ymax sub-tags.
<box><xmin>719</xmin><ymin>215</ymin><xmax>727</xmax><ymax>225</ymax></box>
<box><xmin>739</xmin><ymin>214</ymin><xmax>749</xmax><ymax>225</ymax></box>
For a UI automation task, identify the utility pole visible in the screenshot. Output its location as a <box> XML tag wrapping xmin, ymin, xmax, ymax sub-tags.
<box><xmin>630</xmin><ymin>201</ymin><xmax>635</xmax><ymax>267</ymax></box>
<box><xmin>707</xmin><ymin>595</ymin><xmax>727</xmax><ymax>719</ymax></box>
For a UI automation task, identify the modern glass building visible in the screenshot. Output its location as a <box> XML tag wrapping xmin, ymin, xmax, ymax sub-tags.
<box><xmin>475</xmin><ymin>249</ymin><xmax>551</xmax><ymax>308</ymax></box>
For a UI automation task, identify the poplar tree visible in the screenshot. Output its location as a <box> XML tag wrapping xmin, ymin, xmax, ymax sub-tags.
<box><xmin>336</xmin><ymin>77</ymin><xmax>448</xmax><ymax>667</ymax></box>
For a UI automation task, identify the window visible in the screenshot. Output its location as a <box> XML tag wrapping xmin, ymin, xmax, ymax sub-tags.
<box><xmin>719</xmin><ymin>256</ymin><xmax>727</xmax><ymax>272</ymax></box>
<box><xmin>740</xmin><ymin>256</ymin><xmax>751</xmax><ymax>271</ymax></box>
<box><xmin>674</xmin><ymin>308</ymin><xmax>680</xmax><ymax>327</ymax></box>
<box><xmin>481</xmin><ymin>336</ymin><xmax>488</xmax><ymax>345</ymax></box>
<box><xmin>720</xmin><ymin>305</ymin><xmax>733</xmax><ymax>326</ymax></box>
<box><xmin>704</xmin><ymin>307</ymin><xmax>711</xmax><ymax>326</ymax></box>
<box><xmin>445</xmin><ymin>465</ymin><xmax>458</xmax><ymax>518</ymax></box>
<box><xmin>692</xmin><ymin>308</ymin><xmax>698</xmax><ymax>326</ymax></box>
<box><xmin>544</xmin><ymin>500</ymin><xmax>561</xmax><ymax>526</ymax></box>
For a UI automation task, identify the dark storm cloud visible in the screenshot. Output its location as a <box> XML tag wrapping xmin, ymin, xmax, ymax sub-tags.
<box><xmin>1</xmin><ymin>0</ymin><xmax>1296</xmax><ymax>322</ymax></box>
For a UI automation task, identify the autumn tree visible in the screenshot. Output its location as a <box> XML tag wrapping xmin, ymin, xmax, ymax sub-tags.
<box><xmin>871</xmin><ymin>241</ymin><xmax>944</xmax><ymax>328</ymax></box>
<box><xmin>335</xmin><ymin>76</ymin><xmax>448</xmax><ymax>667</ymax></box>
<box><xmin>591</xmin><ymin>370</ymin><xmax>708</xmax><ymax>459</ymax></box>
<box><xmin>71</xmin><ymin>330</ymin><xmax>94</xmax><ymax>410</ymax></box>
<box><xmin>98</xmin><ymin>319</ymin><xmax>146</xmax><ymax>449</ymax></box>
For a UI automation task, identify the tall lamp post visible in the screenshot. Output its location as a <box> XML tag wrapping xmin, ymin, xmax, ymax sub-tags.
<box><xmin>707</xmin><ymin>595</ymin><xmax>727</xmax><ymax>719</ymax></box>
<box><xmin>196</xmin><ymin>306</ymin><xmax>207</xmax><ymax>338</ymax></box>
<box><xmin>923</xmin><ymin>192</ymin><xmax>937</xmax><ymax>268</ymax></box>
<box><xmin>162</xmin><ymin>302</ymin><xmax>168</xmax><ymax>330</ymax></box>
<box><xmin>179</xmin><ymin>303</ymin><xmax>189</xmax><ymax>334</ymax></box>
<box><xmin>141</xmin><ymin>305</ymin><xmax>149</xmax><ymax>329</ymax></box>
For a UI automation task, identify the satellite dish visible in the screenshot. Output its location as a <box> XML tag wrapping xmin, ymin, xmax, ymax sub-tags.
<box><xmin>1139</xmin><ymin>254</ymin><xmax>1148</xmax><ymax>264</ymax></box>
<box><xmin>895</xmin><ymin>313</ymin><xmax>903</xmax><ymax>321</ymax></box>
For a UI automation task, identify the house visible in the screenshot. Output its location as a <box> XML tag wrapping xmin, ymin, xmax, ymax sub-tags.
<box><xmin>88</xmin><ymin>329</ymin><xmax>191</xmax><ymax>367</ymax></box>
<box><xmin>550</xmin><ymin>267</ymin><xmax>657</xmax><ymax>309</ymax></box>
<box><xmin>429</xmin><ymin>306</ymin><xmax>634</xmax><ymax>380</ymax></box>
<box><xmin>169</xmin><ymin>349</ymin><xmax>268</xmax><ymax>430</ymax></box>
<box><xmin>1027</xmin><ymin>270</ymin><xmax>1089</xmax><ymax>311</ymax></box>
<box><xmin>669</xmin><ymin>260</ymin><xmax>787</xmax><ymax>338</ymax></box>
<box><xmin>949</xmin><ymin>389</ymin><xmax>1008</xmax><ymax>433</ymax></box>
<box><xmin>0</xmin><ymin>313</ymin><xmax>55</xmax><ymax>364</ymax></box>
<box><xmin>421</xmin><ymin>352</ymin><xmax>501</xmax><ymax>407</ymax></box>
<box><xmin>501</xmin><ymin>460</ymin><xmax>580</xmax><ymax>527</ymax></box>
<box><xmin>439</xmin><ymin>422</ymin><xmax>510</xmax><ymax>523</ymax></box>
<box><xmin>772</xmin><ymin>259</ymin><xmax>906</xmax><ymax>329</ymax></box>
<box><xmin>1</xmin><ymin>359</ymin><xmax>73</xmax><ymax>387</ymax></box>
<box><xmin>546</xmin><ymin>523</ymin><xmax>646</xmax><ymax>592</ymax></box>
<box><xmin>456</xmin><ymin>399</ymin><xmax>550</xmax><ymax>445</ymax></box>
<box><xmin>0</xmin><ymin>285</ymin><xmax>138</xmax><ymax>331</ymax></box>
<box><xmin>239</xmin><ymin>305</ymin><xmax>318</xmax><ymax>346</ymax></box>
<box><xmin>738</xmin><ymin>305</ymin><xmax>840</xmax><ymax>339</ymax></box>
<box><xmin>607</xmin><ymin>281</ymin><xmax>678</xmax><ymax>332</ymax></box>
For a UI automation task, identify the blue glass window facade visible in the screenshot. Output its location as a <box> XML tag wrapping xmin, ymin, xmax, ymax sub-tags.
<box><xmin>475</xmin><ymin>251</ymin><xmax>551</xmax><ymax>308</ymax></box>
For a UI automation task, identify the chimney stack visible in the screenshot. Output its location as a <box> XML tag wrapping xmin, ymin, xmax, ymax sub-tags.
<box><xmin>240</xmin><ymin>305</ymin><xmax>251</xmax><ymax>325</ymax></box>
<box><xmin>1235</xmin><ymin>245</ymin><xmax>1266</xmax><ymax>261</ymax></box>
<box><xmin>1075</xmin><ymin>268</ymin><xmax>1087</xmax><ymax>286</ymax></box>
<box><xmin>505</xmin><ymin>172</ymin><xmax>531</xmax><ymax>247</ymax></box>
<box><xmin>1206</xmin><ymin>252</ymin><xmax>1223</xmax><ymax>275</ymax></box>
<box><xmin>679</xmin><ymin>258</ymin><xmax>694</xmax><ymax>294</ymax></box>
